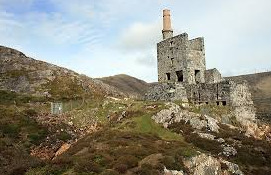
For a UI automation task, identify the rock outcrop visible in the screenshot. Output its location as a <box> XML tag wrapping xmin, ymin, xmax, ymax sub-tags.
<box><xmin>183</xmin><ymin>154</ymin><xmax>243</xmax><ymax>175</ymax></box>
<box><xmin>152</xmin><ymin>102</ymin><xmax>219</xmax><ymax>133</ymax></box>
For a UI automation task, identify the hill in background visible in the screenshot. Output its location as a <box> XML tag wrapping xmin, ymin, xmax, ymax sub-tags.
<box><xmin>98</xmin><ymin>74</ymin><xmax>150</xmax><ymax>98</ymax></box>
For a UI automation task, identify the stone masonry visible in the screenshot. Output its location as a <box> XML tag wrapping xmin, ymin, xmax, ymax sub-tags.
<box><xmin>157</xmin><ymin>33</ymin><xmax>206</xmax><ymax>84</ymax></box>
<box><xmin>146</xmin><ymin>9</ymin><xmax>255</xmax><ymax>110</ymax></box>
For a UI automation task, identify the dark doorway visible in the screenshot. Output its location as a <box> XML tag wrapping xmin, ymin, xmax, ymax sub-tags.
<box><xmin>195</xmin><ymin>70</ymin><xmax>200</xmax><ymax>83</ymax></box>
<box><xmin>176</xmin><ymin>70</ymin><xmax>183</xmax><ymax>82</ymax></box>
<box><xmin>166</xmin><ymin>73</ymin><xmax>171</xmax><ymax>80</ymax></box>
<box><xmin>222</xmin><ymin>101</ymin><xmax>226</xmax><ymax>106</ymax></box>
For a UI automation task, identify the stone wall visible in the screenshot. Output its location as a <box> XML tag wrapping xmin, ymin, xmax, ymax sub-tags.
<box><xmin>145</xmin><ymin>83</ymin><xmax>188</xmax><ymax>102</ymax></box>
<box><xmin>157</xmin><ymin>33</ymin><xmax>188</xmax><ymax>83</ymax></box>
<box><xmin>229</xmin><ymin>81</ymin><xmax>256</xmax><ymax>121</ymax></box>
<box><xmin>229</xmin><ymin>81</ymin><xmax>254</xmax><ymax>107</ymax></box>
<box><xmin>183</xmin><ymin>81</ymin><xmax>231</xmax><ymax>105</ymax></box>
<box><xmin>187</xmin><ymin>37</ymin><xmax>206</xmax><ymax>84</ymax></box>
<box><xmin>157</xmin><ymin>33</ymin><xmax>206</xmax><ymax>85</ymax></box>
<box><xmin>145</xmin><ymin>80</ymin><xmax>255</xmax><ymax>108</ymax></box>
<box><xmin>205</xmin><ymin>68</ymin><xmax>223</xmax><ymax>84</ymax></box>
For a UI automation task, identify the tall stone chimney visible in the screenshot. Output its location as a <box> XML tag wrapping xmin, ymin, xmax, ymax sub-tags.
<box><xmin>162</xmin><ymin>9</ymin><xmax>173</xmax><ymax>40</ymax></box>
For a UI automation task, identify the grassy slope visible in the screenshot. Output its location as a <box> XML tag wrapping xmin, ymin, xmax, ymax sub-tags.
<box><xmin>2</xmin><ymin>90</ymin><xmax>271</xmax><ymax>175</ymax></box>
<box><xmin>25</xmin><ymin>100</ymin><xmax>271</xmax><ymax>175</ymax></box>
<box><xmin>0</xmin><ymin>90</ymin><xmax>86</xmax><ymax>174</ymax></box>
<box><xmin>0</xmin><ymin>90</ymin><xmax>48</xmax><ymax>174</ymax></box>
<box><xmin>25</xmin><ymin>101</ymin><xmax>198</xmax><ymax>175</ymax></box>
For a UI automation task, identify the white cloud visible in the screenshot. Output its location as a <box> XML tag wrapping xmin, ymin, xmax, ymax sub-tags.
<box><xmin>28</xmin><ymin>13</ymin><xmax>101</xmax><ymax>46</ymax></box>
<box><xmin>118</xmin><ymin>21</ymin><xmax>161</xmax><ymax>52</ymax></box>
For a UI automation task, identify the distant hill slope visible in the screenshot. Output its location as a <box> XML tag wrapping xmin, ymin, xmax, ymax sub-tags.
<box><xmin>0</xmin><ymin>46</ymin><xmax>124</xmax><ymax>99</ymax></box>
<box><xmin>227</xmin><ymin>72</ymin><xmax>271</xmax><ymax>120</ymax></box>
<box><xmin>98</xmin><ymin>74</ymin><xmax>150</xmax><ymax>98</ymax></box>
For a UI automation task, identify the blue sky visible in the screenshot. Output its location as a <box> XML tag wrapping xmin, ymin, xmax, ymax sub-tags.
<box><xmin>0</xmin><ymin>0</ymin><xmax>271</xmax><ymax>82</ymax></box>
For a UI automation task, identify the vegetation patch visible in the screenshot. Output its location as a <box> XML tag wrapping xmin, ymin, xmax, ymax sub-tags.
<box><xmin>28</xmin><ymin>123</ymin><xmax>197</xmax><ymax>174</ymax></box>
<box><xmin>168</xmin><ymin>121</ymin><xmax>271</xmax><ymax>175</ymax></box>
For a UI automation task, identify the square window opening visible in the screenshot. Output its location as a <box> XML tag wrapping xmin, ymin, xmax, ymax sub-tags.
<box><xmin>176</xmin><ymin>70</ymin><xmax>183</xmax><ymax>82</ymax></box>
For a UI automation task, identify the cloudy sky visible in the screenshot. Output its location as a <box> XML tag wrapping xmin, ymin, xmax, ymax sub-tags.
<box><xmin>0</xmin><ymin>0</ymin><xmax>271</xmax><ymax>82</ymax></box>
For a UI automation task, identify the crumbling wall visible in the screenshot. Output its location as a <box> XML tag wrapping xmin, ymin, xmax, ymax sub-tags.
<box><xmin>229</xmin><ymin>81</ymin><xmax>256</xmax><ymax>121</ymax></box>
<box><xmin>145</xmin><ymin>83</ymin><xmax>188</xmax><ymax>102</ymax></box>
<box><xmin>187</xmin><ymin>37</ymin><xmax>206</xmax><ymax>84</ymax></box>
<box><xmin>188</xmin><ymin>37</ymin><xmax>204</xmax><ymax>51</ymax></box>
<box><xmin>205</xmin><ymin>68</ymin><xmax>223</xmax><ymax>84</ymax></box>
<box><xmin>184</xmin><ymin>81</ymin><xmax>231</xmax><ymax>105</ymax></box>
<box><xmin>229</xmin><ymin>81</ymin><xmax>254</xmax><ymax>107</ymax></box>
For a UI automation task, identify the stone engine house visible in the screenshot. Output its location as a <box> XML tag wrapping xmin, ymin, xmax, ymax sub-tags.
<box><xmin>146</xmin><ymin>9</ymin><xmax>254</xmax><ymax>108</ymax></box>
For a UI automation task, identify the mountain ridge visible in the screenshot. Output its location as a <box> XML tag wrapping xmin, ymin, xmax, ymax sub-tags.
<box><xmin>0</xmin><ymin>45</ymin><xmax>125</xmax><ymax>99</ymax></box>
<box><xmin>98</xmin><ymin>74</ymin><xmax>150</xmax><ymax>98</ymax></box>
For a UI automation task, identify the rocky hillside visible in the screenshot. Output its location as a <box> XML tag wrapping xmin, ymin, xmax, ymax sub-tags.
<box><xmin>19</xmin><ymin>100</ymin><xmax>271</xmax><ymax>175</ymax></box>
<box><xmin>98</xmin><ymin>74</ymin><xmax>150</xmax><ymax>98</ymax></box>
<box><xmin>0</xmin><ymin>46</ymin><xmax>124</xmax><ymax>100</ymax></box>
<box><xmin>227</xmin><ymin>72</ymin><xmax>271</xmax><ymax>121</ymax></box>
<box><xmin>1</xmin><ymin>45</ymin><xmax>271</xmax><ymax>175</ymax></box>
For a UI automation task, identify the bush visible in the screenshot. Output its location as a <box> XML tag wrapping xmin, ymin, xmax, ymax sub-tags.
<box><xmin>2</xmin><ymin>123</ymin><xmax>20</xmax><ymax>137</ymax></box>
<box><xmin>136</xmin><ymin>163</ymin><xmax>163</xmax><ymax>175</ymax></box>
<box><xmin>56</xmin><ymin>131</ymin><xmax>71</xmax><ymax>141</ymax></box>
<box><xmin>162</xmin><ymin>155</ymin><xmax>184</xmax><ymax>171</ymax></box>
<box><xmin>100</xmin><ymin>169</ymin><xmax>120</xmax><ymax>175</ymax></box>
<box><xmin>28</xmin><ymin>131</ymin><xmax>47</xmax><ymax>145</ymax></box>
<box><xmin>25</xmin><ymin>165</ymin><xmax>65</xmax><ymax>175</ymax></box>
<box><xmin>113</xmin><ymin>163</ymin><xmax>128</xmax><ymax>174</ymax></box>
<box><xmin>186</xmin><ymin>133</ymin><xmax>222</xmax><ymax>154</ymax></box>
<box><xmin>74</xmin><ymin>160</ymin><xmax>102</xmax><ymax>173</ymax></box>
<box><xmin>23</xmin><ymin>109</ymin><xmax>38</xmax><ymax>117</ymax></box>
<box><xmin>115</xmin><ymin>155</ymin><xmax>139</xmax><ymax>169</ymax></box>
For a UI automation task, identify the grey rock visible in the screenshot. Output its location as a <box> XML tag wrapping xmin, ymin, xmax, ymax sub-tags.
<box><xmin>222</xmin><ymin>145</ymin><xmax>237</xmax><ymax>157</ymax></box>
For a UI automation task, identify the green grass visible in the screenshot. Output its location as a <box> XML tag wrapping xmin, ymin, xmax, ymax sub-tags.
<box><xmin>22</xmin><ymin>100</ymin><xmax>199</xmax><ymax>175</ymax></box>
<box><xmin>43</xmin><ymin>75</ymin><xmax>88</xmax><ymax>100</ymax></box>
<box><xmin>104</xmin><ymin>100</ymin><xmax>183</xmax><ymax>141</ymax></box>
<box><xmin>0</xmin><ymin>90</ymin><xmax>52</xmax><ymax>174</ymax></box>
<box><xmin>129</xmin><ymin>115</ymin><xmax>183</xmax><ymax>141</ymax></box>
<box><xmin>0</xmin><ymin>90</ymin><xmax>47</xmax><ymax>105</ymax></box>
<box><xmin>41</xmin><ymin>128</ymin><xmax>196</xmax><ymax>175</ymax></box>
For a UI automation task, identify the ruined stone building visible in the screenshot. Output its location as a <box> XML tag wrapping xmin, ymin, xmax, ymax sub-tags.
<box><xmin>146</xmin><ymin>9</ymin><xmax>255</xmax><ymax>110</ymax></box>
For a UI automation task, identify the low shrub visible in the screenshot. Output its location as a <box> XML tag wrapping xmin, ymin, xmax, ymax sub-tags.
<box><xmin>115</xmin><ymin>155</ymin><xmax>139</xmax><ymax>169</ymax></box>
<box><xmin>74</xmin><ymin>160</ymin><xmax>102</xmax><ymax>174</ymax></box>
<box><xmin>1</xmin><ymin>123</ymin><xmax>20</xmax><ymax>137</ymax></box>
<box><xmin>100</xmin><ymin>169</ymin><xmax>120</xmax><ymax>175</ymax></box>
<box><xmin>56</xmin><ymin>131</ymin><xmax>71</xmax><ymax>142</ymax></box>
<box><xmin>113</xmin><ymin>163</ymin><xmax>128</xmax><ymax>174</ymax></box>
